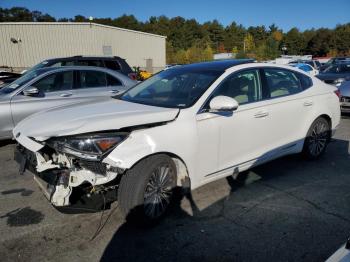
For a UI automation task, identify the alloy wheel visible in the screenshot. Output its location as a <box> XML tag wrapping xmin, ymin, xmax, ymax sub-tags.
<box><xmin>308</xmin><ymin>121</ymin><xmax>329</xmax><ymax>157</ymax></box>
<box><xmin>144</xmin><ymin>164</ymin><xmax>175</xmax><ymax>219</ymax></box>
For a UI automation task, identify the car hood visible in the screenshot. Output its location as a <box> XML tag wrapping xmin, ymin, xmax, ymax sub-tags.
<box><xmin>13</xmin><ymin>98</ymin><xmax>179</xmax><ymax>141</ymax></box>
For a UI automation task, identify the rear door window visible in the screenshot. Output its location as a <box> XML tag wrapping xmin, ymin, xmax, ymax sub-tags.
<box><xmin>106</xmin><ymin>74</ymin><xmax>122</xmax><ymax>86</ymax></box>
<box><xmin>78</xmin><ymin>70</ymin><xmax>107</xmax><ymax>88</ymax></box>
<box><xmin>50</xmin><ymin>60</ymin><xmax>75</xmax><ymax>67</ymax></box>
<box><xmin>263</xmin><ymin>68</ymin><xmax>303</xmax><ymax>98</ymax></box>
<box><xmin>75</xmin><ymin>60</ymin><xmax>104</xmax><ymax>67</ymax></box>
<box><xmin>104</xmin><ymin>60</ymin><xmax>121</xmax><ymax>71</ymax></box>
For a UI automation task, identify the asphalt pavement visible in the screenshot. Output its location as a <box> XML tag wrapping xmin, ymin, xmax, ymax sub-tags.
<box><xmin>0</xmin><ymin>115</ymin><xmax>350</xmax><ymax>262</ymax></box>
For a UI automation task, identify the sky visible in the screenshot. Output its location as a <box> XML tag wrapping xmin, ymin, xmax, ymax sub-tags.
<box><xmin>1</xmin><ymin>0</ymin><xmax>350</xmax><ymax>31</ymax></box>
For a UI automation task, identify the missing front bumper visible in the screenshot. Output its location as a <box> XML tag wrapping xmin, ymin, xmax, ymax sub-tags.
<box><xmin>14</xmin><ymin>144</ymin><xmax>119</xmax><ymax>213</ymax></box>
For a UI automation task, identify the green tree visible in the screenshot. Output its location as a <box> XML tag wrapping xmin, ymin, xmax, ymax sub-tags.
<box><xmin>244</xmin><ymin>33</ymin><xmax>255</xmax><ymax>52</ymax></box>
<box><xmin>334</xmin><ymin>24</ymin><xmax>350</xmax><ymax>55</ymax></box>
<box><xmin>283</xmin><ymin>28</ymin><xmax>306</xmax><ymax>55</ymax></box>
<box><xmin>202</xmin><ymin>45</ymin><xmax>214</xmax><ymax>61</ymax></box>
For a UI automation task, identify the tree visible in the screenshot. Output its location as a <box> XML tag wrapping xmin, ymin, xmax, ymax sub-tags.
<box><xmin>166</xmin><ymin>41</ymin><xmax>176</xmax><ymax>64</ymax></box>
<box><xmin>112</xmin><ymin>14</ymin><xmax>140</xmax><ymax>30</ymax></box>
<box><xmin>174</xmin><ymin>49</ymin><xmax>188</xmax><ymax>64</ymax></box>
<box><xmin>202</xmin><ymin>45</ymin><xmax>214</xmax><ymax>61</ymax></box>
<box><xmin>244</xmin><ymin>33</ymin><xmax>255</xmax><ymax>52</ymax></box>
<box><xmin>223</xmin><ymin>22</ymin><xmax>246</xmax><ymax>52</ymax></box>
<box><xmin>334</xmin><ymin>24</ymin><xmax>350</xmax><ymax>55</ymax></box>
<box><xmin>271</xmin><ymin>31</ymin><xmax>283</xmax><ymax>42</ymax></box>
<box><xmin>247</xmin><ymin>25</ymin><xmax>268</xmax><ymax>46</ymax></box>
<box><xmin>307</xmin><ymin>28</ymin><xmax>334</xmax><ymax>56</ymax></box>
<box><xmin>203</xmin><ymin>20</ymin><xmax>225</xmax><ymax>50</ymax></box>
<box><xmin>283</xmin><ymin>28</ymin><xmax>306</xmax><ymax>55</ymax></box>
<box><xmin>217</xmin><ymin>42</ymin><xmax>226</xmax><ymax>53</ymax></box>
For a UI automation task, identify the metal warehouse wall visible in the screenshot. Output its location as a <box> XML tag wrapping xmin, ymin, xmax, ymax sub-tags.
<box><xmin>0</xmin><ymin>22</ymin><xmax>166</xmax><ymax>72</ymax></box>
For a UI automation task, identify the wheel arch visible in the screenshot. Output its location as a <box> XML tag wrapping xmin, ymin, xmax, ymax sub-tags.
<box><xmin>120</xmin><ymin>152</ymin><xmax>191</xmax><ymax>190</ymax></box>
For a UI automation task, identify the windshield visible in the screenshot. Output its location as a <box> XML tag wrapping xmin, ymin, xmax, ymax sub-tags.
<box><xmin>0</xmin><ymin>70</ymin><xmax>40</xmax><ymax>94</ymax></box>
<box><xmin>120</xmin><ymin>67</ymin><xmax>222</xmax><ymax>108</ymax></box>
<box><xmin>324</xmin><ymin>59</ymin><xmax>335</xmax><ymax>66</ymax></box>
<box><xmin>23</xmin><ymin>60</ymin><xmax>49</xmax><ymax>75</ymax></box>
<box><xmin>323</xmin><ymin>65</ymin><xmax>339</xmax><ymax>73</ymax></box>
<box><xmin>324</xmin><ymin>63</ymin><xmax>350</xmax><ymax>74</ymax></box>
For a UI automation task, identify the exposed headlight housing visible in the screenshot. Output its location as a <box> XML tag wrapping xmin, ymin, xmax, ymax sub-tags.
<box><xmin>46</xmin><ymin>132</ymin><xmax>128</xmax><ymax>161</ymax></box>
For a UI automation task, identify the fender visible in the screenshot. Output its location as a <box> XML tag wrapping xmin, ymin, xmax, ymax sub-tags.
<box><xmin>102</xmin><ymin>118</ymin><xmax>199</xmax><ymax>188</ymax></box>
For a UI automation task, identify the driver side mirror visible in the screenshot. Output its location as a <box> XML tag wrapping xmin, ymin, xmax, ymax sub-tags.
<box><xmin>209</xmin><ymin>96</ymin><xmax>239</xmax><ymax>112</ymax></box>
<box><xmin>23</xmin><ymin>87</ymin><xmax>39</xmax><ymax>96</ymax></box>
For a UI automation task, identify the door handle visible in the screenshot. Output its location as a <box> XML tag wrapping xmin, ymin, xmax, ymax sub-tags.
<box><xmin>254</xmin><ymin>110</ymin><xmax>269</xmax><ymax>118</ymax></box>
<box><xmin>254</xmin><ymin>111</ymin><xmax>269</xmax><ymax>118</ymax></box>
<box><xmin>60</xmin><ymin>93</ymin><xmax>72</xmax><ymax>97</ymax></box>
<box><xmin>109</xmin><ymin>90</ymin><xmax>120</xmax><ymax>94</ymax></box>
<box><xmin>303</xmin><ymin>101</ymin><xmax>313</xmax><ymax>106</ymax></box>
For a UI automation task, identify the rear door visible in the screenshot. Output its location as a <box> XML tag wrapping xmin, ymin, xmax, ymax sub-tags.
<box><xmin>73</xmin><ymin>70</ymin><xmax>125</xmax><ymax>98</ymax></box>
<box><xmin>10</xmin><ymin>70</ymin><xmax>80</xmax><ymax>125</ymax></box>
<box><xmin>260</xmin><ymin>67</ymin><xmax>314</xmax><ymax>153</ymax></box>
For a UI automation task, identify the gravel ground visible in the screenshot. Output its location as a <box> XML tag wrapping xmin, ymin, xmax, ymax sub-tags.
<box><xmin>0</xmin><ymin>115</ymin><xmax>349</xmax><ymax>262</ymax></box>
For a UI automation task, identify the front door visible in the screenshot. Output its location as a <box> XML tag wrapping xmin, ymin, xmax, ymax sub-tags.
<box><xmin>196</xmin><ymin>69</ymin><xmax>271</xmax><ymax>181</ymax></box>
<box><xmin>11</xmin><ymin>70</ymin><xmax>78</xmax><ymax>125</ymax></box>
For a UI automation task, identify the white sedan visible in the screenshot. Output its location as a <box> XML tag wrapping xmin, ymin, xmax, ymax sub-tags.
<box><xmin>13</xmin><ymin>60</ymin><xmax>341</xmax><ymax>223</ymax></box>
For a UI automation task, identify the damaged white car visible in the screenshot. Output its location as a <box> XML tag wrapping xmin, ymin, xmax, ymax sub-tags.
<box><xmin>14</xmin><ymin>60</ymin><xmax>341</xmax><ymax>222</ymax></box>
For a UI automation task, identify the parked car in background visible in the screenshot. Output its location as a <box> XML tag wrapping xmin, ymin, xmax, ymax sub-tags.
<box><xmin>290</xmin><ymin>63</ymin><xmax>319</xmax><ymax>76</ymax></box>
<box><xmin>320</xmin><ymin>57</ymin><xmax>350</xmax><ymax>71</ymax></box>
<box><xmin>0</xmin><ymin>70</ymin><xmax>22</xmax><ymax>87</ymax></box>
<box><xmin>316</xmin><ymin>62</ymin><xmax>350</xmax><ymax>86</ymax></box>
<box><xmin>0</xmin><ymin>66</ymin><xmax>136</xmax><ymax>139</ymax></box>
<box><xmin>6</xmin><ymin>56</ymin><xmax>137</xmax><ymax>84</ymax></box>
<box><xmin>13</xmin><ymin>60</ymin><xmax>340</xmax><ymax>223</ymax></box>
<box><xmin>339</xmin><ymin>81</ymin><xmax>350</xmax><ymax>113</ymax></box>
<box><xmin>291</xmin><ymin>60</ymin><xmax>322</xmax><ymax>70</ymax></box>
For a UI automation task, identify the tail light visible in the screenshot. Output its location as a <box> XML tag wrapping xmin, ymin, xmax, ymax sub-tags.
<box><xmin>128</xmin><ymin>73</ymin><xmax>137</xmax><ymax>81</ymax></box>
<box><xmin>334</xmin><ymin>90</ymin><xmax>341</xmax><ymax>101</ymax></box>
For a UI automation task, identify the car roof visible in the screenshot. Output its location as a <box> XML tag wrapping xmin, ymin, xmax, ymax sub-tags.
<box><xmin>43</xmin><ymin>56</ymin><xmax>125</xmax><ymax>63</ymax></box>
<box><xmin>30</xmin><ymin>66</ymin><xmax>136</xmax><ymax>85</ymax></box>
<box><xmin>177</xmin><ymin>59</ymin><xmax>255</xmax><ymax>72</ymax></box>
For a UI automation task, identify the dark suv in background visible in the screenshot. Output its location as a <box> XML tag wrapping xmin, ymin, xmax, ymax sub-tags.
<box><xmin>320</xmin><ymin>57</ymin><xmax>350</xmax><ymax>71</ymax></box>
<box><xmin>1</xmin><ymin>56</ymin><xmax>136</xmax><ymax>86</ymax></box>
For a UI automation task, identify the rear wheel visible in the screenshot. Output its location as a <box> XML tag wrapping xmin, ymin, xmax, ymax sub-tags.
<box><xmin>302</xmin><ymin>117</ymin><xmax>330</xmax><ymax>159</ymax></box>
<box><xmin>118</xmin><ymin>154</ymin><xmax>177</xmax><ymax>224</ymax></box>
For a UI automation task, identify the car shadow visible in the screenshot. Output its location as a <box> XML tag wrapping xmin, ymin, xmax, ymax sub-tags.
<box><xmin>100</xmin><ymin>138</ymin><xmax>350</xmax><ymax>262</ymax></box>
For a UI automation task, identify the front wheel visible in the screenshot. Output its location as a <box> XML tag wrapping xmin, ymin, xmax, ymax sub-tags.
<box><xmin>118</xmin><ymin>154</ymin><xmax>177</xmax><ymax>224</ymax></box>
<box><xmin>302</xmin><ymin>117</ymin><xmax>331</xmax><ymax>159</ymax></box>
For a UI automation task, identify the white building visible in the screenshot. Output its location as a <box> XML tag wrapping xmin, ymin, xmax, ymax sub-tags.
<box><xmin>0</xmin><ymin>22</ymin><xmax>166</xmax><ymax>72</ymax></box>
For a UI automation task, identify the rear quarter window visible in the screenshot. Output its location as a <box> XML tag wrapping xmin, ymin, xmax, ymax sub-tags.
<box><xmin>296</xmin><ymin>72</ymin><xmax>313</xmax><ymax>90</ymax></box>
<box><xmin>104</xmin><ymin>60</ymin><xmax>121</xmax><ymax>71</ymax></box>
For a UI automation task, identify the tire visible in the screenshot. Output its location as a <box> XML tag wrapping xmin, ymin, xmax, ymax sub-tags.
<box><xmin>118</xmin><ymin>154</ymin><xmax>177</xmax><ymax>224</ymax></box>
<box><xmin>302</xmin><ymin>117</ymin><xmax>331</xmax><ymax>160</ymax></box>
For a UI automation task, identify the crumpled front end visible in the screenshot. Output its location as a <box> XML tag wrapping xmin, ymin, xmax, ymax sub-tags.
<box><xmin>14</xmin><ymin>138</ymin><xmax>123</xmax><ymax>212</ymax></box>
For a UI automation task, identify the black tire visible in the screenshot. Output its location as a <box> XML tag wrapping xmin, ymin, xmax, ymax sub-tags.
<box><xmin>302</xmin><ymin>117</ymin><xmax>331</xmax><ymax>159</ymax></box>
<box><xmin>118</xmin><ymin>154</ymin><xmax>177</xmax><ymax>224</ymax></box>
